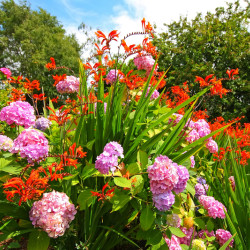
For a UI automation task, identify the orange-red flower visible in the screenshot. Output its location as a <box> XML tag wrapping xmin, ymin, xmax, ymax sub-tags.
<box><xmin>45</xmin><ymin>57</ymin><xmax>56</xmax><ymax>71</ymax></box>
<box><xmin>47</xmin><ymin>105</ymin><xmax>71</xmax><ymax>126</ymax></box>
<box><xmin>33</xmin><ymin>93</ymin><xmax>47</xmax><ymax>101</ymax></box>
<box><xmin>52</xmin><ymin>74</ymin><xmax>67</xmax><ymax>86</ymax></box>
<box><xmin>10</xmin><ymin>88</ymin><xmax>26</xmax><ymax>102</ymax></box>
<box><xmin>23</xmin><ymin>78</ymin><xmax>40</xmax><ymax>91</ymax></box>
<box><xmin>226</xmin><ymin>68</ymin><xmax>239</xmax><ymax>79</ymax></box>
<box><xmin>91</xmin><ymin>183</ymin><xmax>115</xmax><ymax>201</ymax></box>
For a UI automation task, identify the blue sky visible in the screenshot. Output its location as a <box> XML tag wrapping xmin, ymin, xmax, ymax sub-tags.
<box><xmin>18</xmin><ymin>0</ymin><xmax>248</xmax><ymax>45</ymax></box>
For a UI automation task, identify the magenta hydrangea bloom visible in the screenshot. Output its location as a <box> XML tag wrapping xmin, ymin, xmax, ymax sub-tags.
<box><xmin>148</xmin><ymin>155</ymin><xmax>179</xmax><ymax>194</ymax></box>
<box><xmin>186</xmin><ymin>129</ymin><xmax>200</xmax><ymax>143</ymax></box>
<box><xmin>216</xmin><ymin>229</ymin><xmax>234</xmax><ymax>249</ymax></box>
<box><xmin>190</xmin><ymin>155</ymin><xmax>195</xmax><ymax>168</ymax></box>
<box><xmin>134</xmin><ymin>55</ymin><xmax>155</xmax><ymax>75</ymax></box>
<box><xmin>34</xmin><ymin>117</ymin><xmax>51</xmax><ymax>131</ymax></box>
<box><xmin>164</xmin><ymin>235</ymin><xmax>182</xmax><ymax>250</ymax></box>
<box><xmin>146</xmin><ymin>87</ymin><xmax>160</xmax><ymax>100</ymax></box>
<box><xmin>11</xmin><ymin>128</ymin><xmax>49</xmax><ymax>163</ymax></box>
<box><xmin>198</xmin><ymin>229</ymin><xmax>215</xmax><ymax>239</ymax></box>
<box><xmin>178</xmin><ymin>226</ymin><xmax>197</xmax><ymax>246</ymax></box>
<box><xmin>194</xmin><ymin>119</ymin><xmax>211</xmax><ymax>137</ymax></box>
<box><xmin>106</xmin><ymin>69</ymin><xmax>123</xmax><ymax>84</ymax></box>
<box><xmin>103</xmin><ymin>141</ymin><xmax>124</xmax><ymax>158</ymax></box>
<box><xmin>0</xmin><ymin>135</ymin><xmax>13</xmax><ymax>151</ymax></box>
<box><xmin>166</xmin><ymin>213</ymin><xmax>181</xmax><ymax>228</ymax></box>
<box><xmin>199</xmin><ymin>195</ymin><xmax>227</xmax><ymax>219</ymax></box>
<box><xmin>173</xmin><ymin>165</ymin><xmax>189</xmax><ymax>194</ymax></box>
<box><xmin>95</xmin><ymin>141</ymin><xmax>124</xmax><ymax>174</ymax></box>
<box><xmin>95</xmin><ymin>151</ymin><xmax>118</xmax><ymax>174</ymax></box>
<box><xmin>29</xmin><ymin>191</ymin><xmax>77</xmax><ymax>238</ymax></box>
<box><xmin>0</xmin><ymin>67</ymin><xmax>11</xmax><ymax>79</ymax></box>
<box><xmin>152</xmin><ymin>191</ymin><xmax>175</xmax><ymax>211</ymax></box>
<box><xmin>0</xmin><ymin>101</ymin><xmax>36</xmax><ymax>128</ymax></box>
<box><xmin>56</xmin><ymin>76</ymin><xmax>79</xmax><ymax>94</ymax></box>
<box><xmin>206</xmin><ymin>138</ymin><xmax>218</xmax><ymax>153</ymax></box>
<box><xmin>195</xmin><ymin>183</ymin><xmax>209</xmax><ymax>197</ymax></box>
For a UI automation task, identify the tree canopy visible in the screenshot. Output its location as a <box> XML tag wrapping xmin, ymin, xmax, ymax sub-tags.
<box><xmin>153</xmin><ymin>1</ymin><xmax>250</xmax><ymax>121</ymax></box>
<box><xmin>0</xmin><ymin>0</ymin><xmax>81</xmax><ymax>98</ymax></box>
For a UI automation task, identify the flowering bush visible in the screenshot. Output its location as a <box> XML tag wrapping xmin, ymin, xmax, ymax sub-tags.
<box><xmin>0</xmin><ymin>18</ymin><xmax>246</xmax><ymax>250</ymax></box>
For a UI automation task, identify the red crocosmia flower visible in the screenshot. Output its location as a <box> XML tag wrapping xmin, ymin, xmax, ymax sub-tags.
<box><xmin>9</xmin><ymin>75</ymin><xmax>23</xmax><ymax>85</ymax></box>
<box><xmin>10</xmin><ymin>88</ymin><xmax>26</xmax><ymax>102</ymax></box>
<box><xmin>51</xmin><ymin>96</ymin><xmax>59</xmax><ymax>103</ymax></box>
<box><xmin>210</xmin><ymin>80</ymin><xmax>230</xmax><ymax>98</ymax></box>
<box><xmin>91</xmin><ymin>183</ymin><xmax>115</xmax><ymax>202</ymax></box>
<box><xmin>226</xmin><ymin>68</ymin><xmax>239</xmax><ymax>79</ymax></box>
<box><xmin>52</xmin><ymin>74</ymin><xmax>67</xmax><ymax>86</ymax></box>
<box><xmin>195</xmin><ymin>74</ymin><xmax>216</xmax><ymax>88</ymax></box>
<box><xmin>33</xmin><ymin>93</ymin><xmax>47</xmax><ymax>101</ymax></box>
<box><xmin>23</xmin><ymin>78</ymin><xmax>40</xmax><ymax>91</ymax></box>
<box><xmin>3</xmin><ymin>169</ymin><xmax>49</xmax><ymax>206</ymax></box>
<box><xmin>141</xmin><ymin>18</ymin><xmax>146</xmax><ymax>31</ymax></box>
<box><xmin>45</xmin><ymin>57</ymin><xmax>56</xmax><ymax>70</ymax></box>
<box><xmin>47</xmin><ymin>105</ymin><xmax>71</xmax><ymax>126</ymax></box>
<box><xmin>69</xmin><ymin>143</ymin><xmax>87</xmax><ymax>159</ymax></box>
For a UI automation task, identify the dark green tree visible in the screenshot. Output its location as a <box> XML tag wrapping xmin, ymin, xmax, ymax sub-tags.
<box><xmin>0</xmin><ymin>0</ymin><xmax>81</xmax><ymax>98</ymax></box>
<box><xmin>154</xmin><ymin>1</ymin><xmax>250</xmax><ymax>121</ymax></box>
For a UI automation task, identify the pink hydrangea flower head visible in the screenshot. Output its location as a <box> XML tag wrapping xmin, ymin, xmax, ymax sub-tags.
<box><xmin>0</xmin><ymin>67</ymin><xmax>11</xmax><ymax>79</ymax></box>
<box><xmin>106</xmin><ymin>69</ymin><xmax>123</xmax><ymax>84</ymax></box>
<box><xmin>195</xmin><ymin>183</ymin><xmax>209</xmax><ymax>197</ymax></box>
<box><xmin>146</xmin><ymin>87</ymin><xmax>160</xmax><ymax>100</ymax></box>
<box><xmin>166</xmin><ymin>213</ymin><xmax>181</xmax><ymax>228</ymax></box>
<box><xmin>198</xmin><ymin>229</ymin><xmax>215</xmax><ymax>239</ymax></box>
<box><xmin>103</xmin><ymin>141</ymin><xmax>124</xmax><ymax>158</ymax></box>
<box><xmin>0</xmin><ymin>135</ymin><xmax>13</xmax><ymax>151</ymax></box>
<box><xmin>173</xmin><ymin>165</ymin><xmax>189</xmax><ymax>194</ymax></box>
<box><xmin>134</xmin><ymin>54</ymin><xmax>156</xmax><ymax>75</ymax></box>
<box><xmin>178</xmin><ymin>226</ymin><xmax>196</xmax><ymax>246</ymax></box>
<box><xmin>0</xmin><ymin>101</ymin><xmax>36</xmax><ymax>128</ymax></box>
<box><xmin>228</xmin><ymin>176</ymin><xmax>235</xmax><ymax>191</ymax></box>
<box><xmin>11</xmin><ymin>128</ymin><xmax>49</xmax><ymax>163</ymax></box>
<box><xmin>29</xmin><ymin>191</ymin><xmax>77</xmax><ymax>238</ymax></box>
<box><xmin>95</xmin><ymin>151</ymin><xmax>118</xmax><ymax>174</ymax></box>
<box><xmin>147</xmin><ymin>155</ymin><xmax>179</xmax><ymax>193</ymax></box>
<box><xmin>152</xmin><ymin>191</ymin><xmax>175</xmax><ymax>211</ymax></box>
<box><xmin>164</xmin><ymin>235</ymin><xmax>182</xmax><ymax>250</ymax></box>
<box><xmin>194</xmin><ymin>119</ymin><xmax>211</xmax><ymax>137</ymax></box>
<box><xmin>192</xmin><ymin>239</ymin><xmax>206</xmax><ymax>250</ymax></box>
<box><xmin>216</xmin><ymin>229</ymin><xmax>234</xmax><ymax>249</ymax></box>
<box><xmin>186</xmin><ymin>129</ymin><xmax>200</xmax><ymax>143</ymax></box>
<box><xmin>34</xmin><ymin>117</ymin><xmax>51</xmax><ymax>131</ymax></box>
<box><xmin>56</xmin><ymin>76</ymin><xmax>79</xmax><ymax>94</ymax></box>
<box><xmin>199</xmin><ymin>195</ymin><xmax>227</xmax><ymax>219</ymax></box>
<box><xmin>190</xmin><ymin>155</ymin><xmax>195</xmax><ymax>168</ymax></box>
<box><xmin>206</xmin><ymin>139</ymin><xmax>218</xmax><ymax>153</ymax></box>
<box><xmin>169</xmin><ymin>113</ymin><xmax>183</xmax><ymax>125</ymax></box>
<box><xmin>199</xmin><ymin>195</ymin><xmax>216</xmax><ymax>209</ymax></box>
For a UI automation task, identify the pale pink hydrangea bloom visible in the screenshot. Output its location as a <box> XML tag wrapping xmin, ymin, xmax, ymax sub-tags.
<box><xmin>195</xmin><ymin>183</ymin><xmax>209</xmax><ymax>197</ymax></box>
<box><xmin>56</xmin><ymin>76</ymin><xmax>79</xmax><ymax>94</ymax></box>
<box><xmin>134</xmin><ymin>55</ymin><xmax>156</xmax><ymax>75</ymax></box>
<box><xmin>148</xmin><ymin>155</ymin><xmax>179</xmax><ymax>193</ymax></box>
<box><xmin>164</xmin><ymin>235</ymin><xmax>182</xmax><ymax>250</ymax></box>
<box><xmin>206</xmin><ymin>139</ymin><xmax>218</xmax><ymax>153</ymax></box>
<box><xmin>0</xmin><ymin>101</ymin><xmax>36</xmax><ymax>128</ymax></box>
<box><xmin>216</xmin><ymin>229</ymin><xmax>234</xmax><ymax>249</ymax></box>
<box><xmin>0</xmin><ymin>135</ymin><xmax>13</xmax><ymax>151</ymax></box>
<box><xmin>29</xmin><ymin>191</ymin><xmax>77</xmax><ymax>238</ymax></box>
<box><xmin>190</xmin><ymin>155</ymin><xmax>195</xmax><ymax>168</ymax></box>
<box><xmin>0</xmin><ymin>67</ymin><xmax>11</xmax><ymax>79</ymax></box>
<box><xmin>11</xmin><ymin>128</ymin><xmax>49</xmax><ymax>163</ymax></box>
